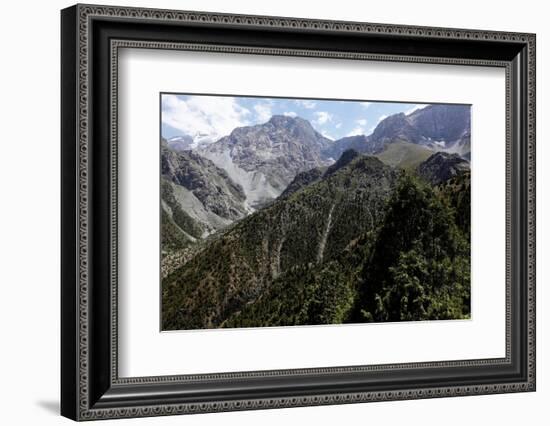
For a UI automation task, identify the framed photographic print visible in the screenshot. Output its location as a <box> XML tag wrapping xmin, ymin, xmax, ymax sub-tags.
<box><xmin>61</xmin><ymin>4</ymin><xmax>536</xmax><ymax>421</ymax></box>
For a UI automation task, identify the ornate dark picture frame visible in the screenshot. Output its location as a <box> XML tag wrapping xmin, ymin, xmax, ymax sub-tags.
<box><xmin>61</xmin><ymin>4</ymin><xmax>536</xmax><ymax>421</ymax></box>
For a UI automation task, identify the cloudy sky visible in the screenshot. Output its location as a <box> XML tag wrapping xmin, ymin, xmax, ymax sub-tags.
<box><xmin>161</xmin><ymin>93</ymin><xmax>429</xmax><ymax>142</ymax></box>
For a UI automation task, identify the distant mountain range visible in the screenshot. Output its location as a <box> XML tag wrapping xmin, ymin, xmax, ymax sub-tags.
<box><xmin>165</xmin><ymin>134</ymin><xmax>194</xmax><ymax>152</ymax></box>
<box><xmin>166</xmin><ymin>132</ymin><xmax>216</xmax><ymax>151</ymax></box>
<box><xmin>325</xmin><ymin>104</ymin><xmax>470</xmax><ymax>160</ymax></box>
<box><xmin>162</xmin><ymin>104</ymin><xmax>470</xmax><ymax>239</ymax></box>
<box><xmin>162</xmin><ymin>104</ymin><xmax>470</xmax><ymax>234</ymax></box>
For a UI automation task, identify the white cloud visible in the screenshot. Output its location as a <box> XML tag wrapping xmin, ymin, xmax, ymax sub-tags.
<box><xmin>283</xmin><ymin>111</ymin><xmax>298</xmax><ymax>117</ymax></box>
<box><xmin>346</xmin><ymin>118</ymin><xmax>372</xmax><ymax>136</ymax></box>
<box><xmin>360</xmin><ymin>102</ymin><xmax>373</xmax><ymax>109</ymax></box>
<box><xmin>314</xmin><ymin>111</ymin><xmax>333</xmax><ymax>125</ymax></box>
<box><xmin>335</xmin><ymin>122</ymin><xmax>342</xmax><ymax>129</ymax></box>
<box><xmin>253</xmin><ymin>102</ymin><xmax>273</xmax><ymax>123</ymax></box>
<box><xmin>346</xmin><ymin>119</ymin><xmax>369</xmax><ymax>136</ymax></box>
<box><xmin>404</xmin><ymin>104</ymin><xmax>429</xmax><ymax>115</ymax></box>
<box><xmin>347</xmin><ymin>126</ymin><xmax>367</xmax><ymax>137</ymax></box>
<box><xmin>161</xmin><ymin>95</ymin><xmax>250</xmax><ymax>144</ymax></box>
<box><xmin>295</xmin><ymin>99</ymin><xmax>317</xmax><ymax>109</ymax></box>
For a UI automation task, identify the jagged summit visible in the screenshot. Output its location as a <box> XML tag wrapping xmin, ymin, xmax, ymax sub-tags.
<box><xmin>200</xmin><ymin>114</ymin><xmax>332</xmax><ymax>208</ymax></box>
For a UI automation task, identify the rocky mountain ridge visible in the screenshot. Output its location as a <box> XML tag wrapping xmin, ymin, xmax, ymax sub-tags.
<box><xmin>199</xmin><ymin>115</ymin><xmax>333</xmax><ymax>209</ymax></box>
<box><xmin>161</xmin><ymin>140</ymin><xmax>249</xmax><ymax>238</ymax></box>
<box><xmin>160</xmin><ymin>104</ymin><xmax>471</xmax><ymax>254</ymax></box>
<box><xmin>327</xmin><ymin>104</ymin><xmax>471</xmax><ymax>160</ymax></box>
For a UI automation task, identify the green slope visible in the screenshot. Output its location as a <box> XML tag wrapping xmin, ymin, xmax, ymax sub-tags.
<box><xmin>162</xmin><ymin>153</ymin><xmax>471</xmax><ymax>331</ymax></box>
<box><xmin>162</xmin><ymin>155</ymin><xmax>398</xmax><ymax>330</ymax></box>
<box><xmin>375</xmin><ymin>141</ymin><xmax>433</xmax><ymax>169</ymax></box>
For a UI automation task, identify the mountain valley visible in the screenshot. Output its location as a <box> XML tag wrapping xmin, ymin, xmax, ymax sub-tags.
<box><xmin>160</xmin><ymin>103</ymin><xmax>472</xmax><ymax>329</ymax></box>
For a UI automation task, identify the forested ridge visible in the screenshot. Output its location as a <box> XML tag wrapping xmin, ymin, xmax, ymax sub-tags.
<box><xmin>162</xmin><ymin>150</ymin><xmax>471</xmax><ymax>330</ymax></box>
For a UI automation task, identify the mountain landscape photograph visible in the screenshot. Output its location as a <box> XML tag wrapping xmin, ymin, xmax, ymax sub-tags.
<box><xmin>160</xmin><ymin>93</ymin><xmax>472</xmax><ymax>331</ymax></box>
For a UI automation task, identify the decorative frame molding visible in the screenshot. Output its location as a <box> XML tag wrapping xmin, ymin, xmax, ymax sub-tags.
<box><xmin>61</xmin><ymin>4</ymin><xmax>536</xmax><ymax>421</ymax></box>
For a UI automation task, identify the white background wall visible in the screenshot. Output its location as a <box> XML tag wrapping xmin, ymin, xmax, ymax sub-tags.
<box><xmin>0</xmin><ymin>0</ymin><xmax>547</xmax><ymax>424</ymax></box>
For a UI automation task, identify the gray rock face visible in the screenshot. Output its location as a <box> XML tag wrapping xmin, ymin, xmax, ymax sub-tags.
<box><xmin>417</xmin><ymin>152</ymin><xmax>470</xmax><ymax>185</ymax></box>
<box><xmin>161</xmin><ymin>141</ymin><xmax>249</xmax><ymax>231</ymax></box>
<box><xmin>369</xmin><ymin>113</ymin><xmax>421</xmax><ymax>151</ymax></box>
<box><xmin>200</xmin><ymin>115</ymin><xmax>333</xmax><ymax>208</ymax></box>
<box><xmin>408</xmin><ymin>104</ymin><xmax>471</xmax><ymax>142</ymax></box>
